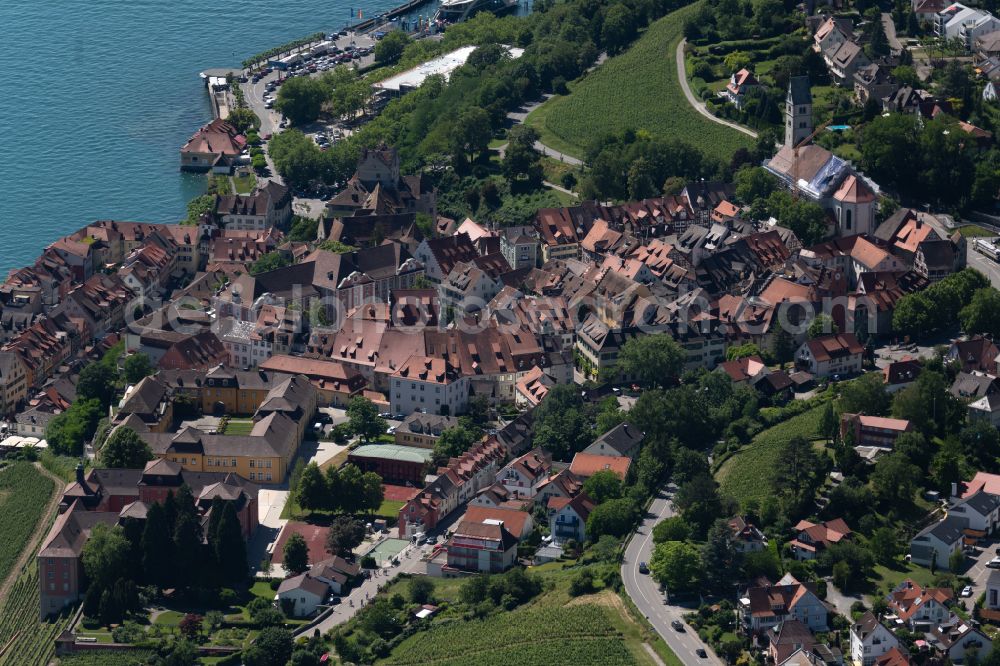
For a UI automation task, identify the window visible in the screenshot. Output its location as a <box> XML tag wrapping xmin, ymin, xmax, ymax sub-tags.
<box><xmin>250</xmin><ymin>472</ymin><xmax>256</xmax><ymax>480</ymax></box>
<box><xmin>231</xmin><ymin>458</ymin><xmax>237</xmax><ymax>467</ymax></box>
<box><xmin>250</xmin><ymin>460</ymin><xmax>255</xmax><ymax>468</ymax></box>
<box><xmin>266</xmin><ymin>473</ymin><xmax>272</xmax><ymax>481</ymax></box>
<box><xmin>266</xmin><ymin>460</ymin><xmax>271</xmax><ymax>468</ymax></box>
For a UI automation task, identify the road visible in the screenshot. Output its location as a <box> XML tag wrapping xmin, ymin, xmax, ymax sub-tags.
<box><xmin>621</xmin><ymin>486</ymin><xmax>722</xmax><ymax>666</ymax></box>
<box><xmin>966</xmin><ymin>238</ymin><xmax>1000</xmax><ymax>289</ymax></box>
<box><xmin>675</xmin><ymin>40</ymin><xmax>758</xmax><ymax>139</ymax></box>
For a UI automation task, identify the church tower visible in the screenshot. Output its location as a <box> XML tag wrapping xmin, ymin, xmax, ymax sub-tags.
<box><xmin>785</xmin><ymin>76</ymin><xmax>813</xmax><ymax>148</ymax></box>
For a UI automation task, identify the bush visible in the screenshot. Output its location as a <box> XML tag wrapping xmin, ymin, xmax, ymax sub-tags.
<box><xmin>568</xmin><ymin>570</ymin><xmax>596</xmax><ymax>597</ymax></box>
<box><xmin>693</xmin><ymin>61</ymin><xmax>714</xmax><ymax>80</ymax></box>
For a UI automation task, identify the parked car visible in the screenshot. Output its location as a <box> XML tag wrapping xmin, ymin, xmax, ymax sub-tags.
<box><xmin>696</xmin><ymin>649</ymin><xmax>707</xmax><ymax>658</ymax></box>
<box><xmin>962</xmin><ymin>586</ymin><xmax>973</xmax><ymax>597</ymax></box>
<box><xmin>671</xmin><ymin>620</ymin><xmax>684</xmax><ymax>632</ymax></box>
<box><xmin>327</xmin><ymin>595</ymin><xmax>341</xmax><ymax>605</ymax></box>
<box><xmin>427</xmin><ymin>535</ymin><xmax>438</xmax><ymax>545</ymax></box>
<box><xmin>987</xmin><ymin>557</ymin><xmax>1000</xmax><ymax>569</ymax></box>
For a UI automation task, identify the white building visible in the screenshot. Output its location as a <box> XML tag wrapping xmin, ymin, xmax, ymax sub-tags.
<box><xmin>936</xmin><ymin>4</ymin><xmax>1000</xmax><ymax>49</ymax></box>
<box><xmin>275</xmin><ymin>573</ymin><xmax>328</xmax><ymax>617</ymax></box>
<box><xmin>390</xmin><ymin>355</ymin><xmax>469</xmax><ymax>417</ymax></box>
<box><xmin>850</xmin><ymin>612</ymin><xmax>899</xmax><ymax>666</ymax></box>
<box><xmin>910</xmin><ymin>515</ymin><xmax>967</xmax><ymax>570</ymax></box>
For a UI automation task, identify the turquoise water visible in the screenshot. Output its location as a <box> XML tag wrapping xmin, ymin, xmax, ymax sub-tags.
<box><xmin>0</xmin><ymin>0</ymin><xmax>439</xmax><ymax>275</ymax></box>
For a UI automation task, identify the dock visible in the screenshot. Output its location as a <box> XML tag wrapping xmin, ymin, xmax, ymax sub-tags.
<box><xmin>348</xmin><ymin>0</ymin><xmax>436</xmax><ymax>33</ymax></box>
<box><xmin>199</xmin><ymin>68</ymin><xmax>242</xmax><ymax>119</ymax></box>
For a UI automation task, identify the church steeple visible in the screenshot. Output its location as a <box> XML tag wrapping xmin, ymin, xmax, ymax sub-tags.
<box><xmin>785</xmin><ymin>76</ymin><xmax>813</xmax><ymax>148</ymax></box>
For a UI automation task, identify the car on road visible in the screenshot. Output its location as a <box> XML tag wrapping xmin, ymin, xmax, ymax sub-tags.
<box><xmin>327</xmin><ymin>595</ymin><xmax>341</xmax><ymax>605</ymax></box>
<box><xmin>696</xmin><ymin>649</ymin><xmax>707</xmax><ymax>658</ymax></box>
<box><xmin>988</xmin><ymin>557</ymin><xmax>1000</xmax><ymax>568</ymax></box>
<box><xmin>962</xmin><ymin>585</ymin><xmax>973</xmax><ymax>597</ymax></box>
<box><xmin>427</xmin><ymin>535</ymin><xmax>438</xmax><ymax>545</ymax></box>
<box><xmin>671</xmin><ymin>620</ymin><xmax>684</xmax><ymax>632</ymax></box>
<box><xmin>638</xmin><ymin>562</ymin><xmax>649</xmax><ymax>574</ymax></box>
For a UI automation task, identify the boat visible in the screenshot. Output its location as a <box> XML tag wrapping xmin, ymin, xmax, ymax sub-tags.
<box><xmin>433</xmin><ymin>0</ymin><xmax>518</xmax><ymax>24</ymax></box>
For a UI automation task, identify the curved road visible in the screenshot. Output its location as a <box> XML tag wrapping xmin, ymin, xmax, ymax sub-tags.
<box><xmin>675</xmin><ymin>40</ymin><xmax>758</xmax><ymax>139</ymax></box>
<box><xmin>622</xmin><ymin>485</ymin><xmax>722</xmax><ymax>666</ymax></box>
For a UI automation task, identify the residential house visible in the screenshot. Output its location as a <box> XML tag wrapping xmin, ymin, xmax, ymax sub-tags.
<box><xmin>180</xmin><ymin>118</ymin><xmax>246</xmax><ymax>172</ymax></box>
<box><xmin>851</xmin><ymin>612</ymin><xmax>899</xmax><ymax>666</ymax></box>
<box><xmin>276</xmin><ymin>573</ymin><xmax>328</xmax><ymax>617</ymax></box>
<box><xmin>910</xmin><ymin>515</ymin><xmax>967</xmax><ymax>569</ymax></box>
<box><xmin>935</xmin><ymin>4</ymin><xmax>1000</xmax><ymax>49</ymax></box>
<box><xmin>390</xmin><ymin>355</ymin><xmax>469</xmax><ymax>417</ymax></box>
<box><xmin>717</xmin><ymin>355</ymin><xmax>770</xmax><ymax>386</ymax></box>
<box><xmin>257</xmin><ymin>355</ymin><xmax>367</xmax><ymax>407</ymax></box>
<box><xmin>826</xmin><ymin>41</ymin><xmax>872</xmax><ymax>87</ymax></box>
<box><xmin>213</xmin><ymin>181</ymin><xmax>292</xmax><ymax>231</ymax></box>
<box><xmin>514</xmin><ymin>365</ymin><xmax>555</xmax><ymax>408</ymax></box>
<box><xmin>463</xmin><ymin>505</ymin><xmax>533</xmax><ymax>540</ymax></box>
<box><xmin>444</xmin><ymin>517</ymin><xmax>519</xmax><ymax>574</ymax></box>
<box><xmin>814</xmin><ymin>17</ymin><xmax>852</xmax><ymax>55</ymax></box>
<box><xmin>950</xmin><ymin>490</ymin><xmax>1000</xmax><ymax>534</ymax></box>
<box><xmin>497</xmin><ymin>449</ymin><xmax>551</xmax><ymax>499</ymax></box>
<box><xmin>887</xmin><ymin>579</ymin><xmax>953</xmax><ymax>631</ymax></box>
<box><xmin>947</xmin><ymin>336</ymin><xmax>1000</xmax><ymax>374</ymax></box>
<box><xmin>738</xmin><ymin>573</ymin><xmax>828</xmax><ymax>634</ymax></box>
<box><xmin>927</xmin><ymin>614</ymin><xmax>992</xmax><ymax>663</ymax></box>
<box><xmin>795</xmin><ymin>333</ymin><xmax>864</xmax><ymax>377</ymax></box>
<box><xmin>724</xmin><ymin>69</ymin><xmax>761</xmax><ymax>109</ymax></box>
<box><xmin>854</xmin><ymin>64</ymin><xmax>898</xmax><ymax>105</ymax></box>
<box><xmin>882</xmin><ymin>358</ymin><xmax>921</xmax><ymax>393</ymax></box>
<box><xmin>393</xmin><ymin>412</ymin><xmax>459</xmax><ymax>448</ymax></box>
<box><xmin>770</xmin><ymin>620</ymin><xmax>818</xmax><ymax>666</ymax></box>
<box><xmin>569</xmin><ymin>452</ymin><xmax>632</xmax><ymax>480</ymax></box>
<box><xmin>500</xmin><ymin>226</ymin><xmax>539</xmax><ymax>270</ymax></box>
<box><xmin>790</xmin><ymin>518</ymin><xmax>852</xmax><ymax>560</ymax></box>
<box><xmin>729</xmin><ymin>516</ymin><xmax>769</xmax><ymax>553</ymax></box>
<box><xmin>414</xmin><ymin>233</ymin><xmax>479</xmax><ymax>284</ymax></box>
<box><xmin>0</xmin><ymin>351</ymin><xmax>29</xmax><ymax>417</ymax></box>
<box><xmin>581</xmin><ymin>422</ymin><xmax>644</xmax><ymax>460</ymax></box>
<box><xmin>840</xmin><ymin>414</ymin><xmax>913</xmax><ymax>450</ymax></box>
<box><xmin>550</xmin><ymin>492</ymin><xmax>596</xmax><ymax>543</ymax></box>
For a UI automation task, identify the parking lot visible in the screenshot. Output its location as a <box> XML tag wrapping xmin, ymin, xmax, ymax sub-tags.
<box><xmin>963</xmin><ymin>539</ymin><xmax>1000</xmax><ymax>606</ymax></box>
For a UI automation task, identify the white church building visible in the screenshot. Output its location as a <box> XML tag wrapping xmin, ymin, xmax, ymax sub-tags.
<box><xmin>765</xmin><ymin>75</ymin><xmax>879</xmax><ymax>238</ymax></box>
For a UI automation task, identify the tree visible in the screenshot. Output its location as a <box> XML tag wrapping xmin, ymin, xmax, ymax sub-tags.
<box><xmin>586</xmin><ymin>497</ymin><xmax>637</xmax><ymax>540</ymax></box>
<box><xmin>100</xmin><ymin>427</ymin><xmax>153</xmax><ymax>468</ymax></box>
<box><xmin>213</xmin><ymin>502</ymin><xmax>247</xmax><ymax>585</ymax></box>
<box><xmin>602</xmin><ymin>3</ymin><xmax>635</xmax><ymax>54</ymax></box>
<box><xmin>77</xmin><ymin>362</ymin><xmax>118</xmax><ymax>408</ymax></box>
<box><xmin>409</xmin><ymin>577</ymin><xmax>435</xmax><ymax>604</ymax></box>
<box><xmin>226</xmin><ymin>107</ymin><xmax>259</xmax><ymax>134</ymax></box>
<box><xmin>432</xmin><ymin>425</ymin><xmax>478</xmax><ymax>466</ymax></box>
<box><xmin>617</xmin><ymin>334</ymin><xmax>685</xmax><ymax>389</ymax></box>
<box><xmin>326</xmin><ymin>515</ymin><xmax>366</xmax><ymax>556</ymax></box>
<box><xmin>142</xmin><ymin>501</ymin><xmax>174</xmax><ymax>588</ymax></box>
<box><xmin>244</xmin><ymin>627</ymin><xmax>294</xmax><ymax>666</ymax></box>
<box><xmin>771</xmin><ymin>328</ymin><xmax>795</xmax><ymax>367</ymax></box>
<box><xmin>451</xmin><ymin>106</ymin><xmax>492</xmax><ymax>164</ymax></box>
<box><xmin>583</xmin><ymin>470</ymin><xmax>623</xmax><ymax>504</ymax></box>
<box><xmin>123</xmin><ymin>353</ymin><xmax>154</xmax><ymax>384</ymax></box>
<box><xmin>892</xmin><ymin>370</ymin><xmax>962</xmax><ymax>435</ymax></box>
<box><xmin>179</xmin><ymin>613</ymin><xmax>202</xmax><ymax>640</ymax></box>
<box><xmin>650</xmin><ymin>541</ymin><xmax>703</xmax><ymax>593</ymax></box>
<box><xmin>675</xmin><ymin>474</ymin><xmax>724</xmax><ymax>538</ymax></box>
<box><xmin>653</xmin><ymin>516</ymin><xmax>691</xmax><ymax>543</ymax></box>
<box><xmin>502</xmin><ymin>126</ymin><xmax>543</xmax><ymax>190</ymax></box>
<box><xmin>726</xmin><ymin>343</ymin><xmax>761</xmax><ymax>361</ymax></box>
<box><xmin>724</xmin><ymin>51</ymin><xmax>752</xmax><ymax>72</ymax></box>
<box><xmin>249</xmin><ymin>251</ymin><xmax>291</xmax><ymax>275</ymax></box>
<box><xmin>820</xmin><ymin>401</ymin><xmax>839</xmax><ymax>443</ymax></box>
<box><xmin>375</xmin><ymin>30</ymin><xmax>410</xmax><ymax>65</ymax></box>
<box><xmin>865</xmin><ymin>16</ymin><xmax>890</xmax><ymax>58</ymax></box>
<box><xmin>869</xmin><ymin>526</ymin><xmax>902</xmax><ymax>565</ymax></box>
<box><xmin>360</xmin><ymin>471</ymin><xmax>385</xmax><ymax>515</ymax></box>
<box><xmin>347</xmin><ymin>397</ymin><xmax>387</xmax><ymax>443</ymax></box>
<box><xmin>870</xmin><ymin>453</ymin><xmax>920</xmax><ymax>509</ymax></box>
<box><xmin>283</xmin><ymin>533</ymin><xmax>309</xmax><ymax>575</ymax></box>
<box><xmin>275</xmin><ymin>77</ymin><xmax>327</xmax><ymax>126</ymax></box>
<box><xmin>184</xmin><ymin>194</ymin><xmax>215</xmax><ymax>226</ymax></box>
<box><xmin>82</xmin><ymin>524</ymin><xmax>131</xmax><ymax>593</ymax></box>
<box><xmin>960</xmin><ymin>288</ymin><xmax>1000</xmax><ymax>339</ymax></box>
<box><xmin>701</xmin><ymin>519</ymin><xmax>740</xmax><ymax>591</ymax></box>
<box><xmin>839</xmin><ymin>372</ymin><xmax>891</xmax><ymax>417</ymax></box>
<box><xmin>807</xmin><ymin>314</ymin><xmax>838</xmax><ymax>339</ymax></box>
<box><xmin>296</xmin><ymin>462</ymin><xmax>328</xmax><ymax>511</ymax></box>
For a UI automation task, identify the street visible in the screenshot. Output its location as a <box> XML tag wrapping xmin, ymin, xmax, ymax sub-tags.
<box><xmin>621</xmin><ymin>486</ymin><xmax>722</xmax><ymax>666</ymax></box>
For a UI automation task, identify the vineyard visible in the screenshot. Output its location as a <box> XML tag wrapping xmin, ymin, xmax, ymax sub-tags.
<box><xmin>0</xmin><ymin>568</ymin><xmax>74</xmax><ymax>666</ymax></box>
<box><xmin>380</xmin><ymin>604</ymin><xmax>637</xmax><ymax>665</ymax></box>
<box><xmin>531</xmin><ymin>1</ymin><xmax>754</xmax><ymax>164</ymax></box>
<box><xmin>0</xmin><ymin>462</ymin><xmax>56</xmax><ymax>584</ymax></box>
<box><xmin>715</xmin><ymin>405</ymin><xmax>826</xmax><ymax>504</ymax></box>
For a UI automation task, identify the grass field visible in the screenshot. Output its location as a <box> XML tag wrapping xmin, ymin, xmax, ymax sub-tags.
<box><xmin>715</xmin><ymin>406</ymin><xmax>826</xmax><ymax>505</ymax></box>
<box><xmin>0</xmin><ymin>462</ymin><xmax>56</xmax><ymax>586</ymax></box>
<box><xmin>527</xmin><ymin>1</ymin><xmax>754</xmax><ymax>163</ymax></box>
<box><xmin>233</xmin><ymin>172</ymin><xmax>257</xmax><ymax>194</ymax></box>
<box><xmin>221</xmin><ymin>418</ymin><xmax>255</xmax><ymax>435</ymax></box>
<box><xmin>957</xmin><ymin>224</ymin><xmax>995</xmax><ymax>237</ymax></box>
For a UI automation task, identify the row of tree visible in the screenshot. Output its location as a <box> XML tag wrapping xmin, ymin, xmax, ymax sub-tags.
<box><xmin>296</xmin><ymin>462</ymin><xmax>384</xmax><ymax>515</ymax></box>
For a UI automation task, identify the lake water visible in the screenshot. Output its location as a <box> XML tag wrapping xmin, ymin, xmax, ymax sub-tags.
<box><xmin>0</xmin><ymin>0</ymin><xmax>444</xmax><ymax>275</ymax></box>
